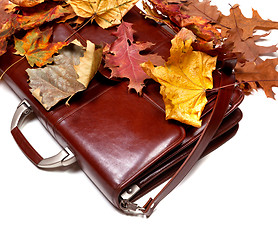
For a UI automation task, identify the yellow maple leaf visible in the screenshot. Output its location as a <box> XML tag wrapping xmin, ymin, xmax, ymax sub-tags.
<box><xmin>141</xmin><ymin>29</ymin><xmax>216</xmax><ymax>128</ymax></box>
<box><xmin>66</xmin><ymin>0</ymin><xmax>139</xmax><ymax>29</ymax></box>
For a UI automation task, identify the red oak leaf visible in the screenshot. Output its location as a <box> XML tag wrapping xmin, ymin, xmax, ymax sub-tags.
<box><xmin>181</xmin><ymin>0</ymin><xmax>221</xmax><ymax>23</ymax></box>
<box><xmin>104</xmin><ymin>21</ymin><xmax>165</xmax><ymax>94</ymax></box>
<box><xmin>235</xmin><ymin>58</ymin><xmax>278</xmax><ymax>99</ymax></box>
<box><xmin>218</xmin><ymin>4</ymin><xmax>278</xmax><ymax>40</ymax></box>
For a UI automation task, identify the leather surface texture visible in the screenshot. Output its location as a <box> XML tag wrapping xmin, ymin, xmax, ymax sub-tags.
<box><xmin>0</xmin><ymin>7</ymin><xmax>244</xmax><ymax>211</ymax></box>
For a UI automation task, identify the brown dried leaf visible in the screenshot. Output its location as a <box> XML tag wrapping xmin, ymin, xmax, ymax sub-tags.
<box><xmin>225</xmin><ymin>29</ymin><xmax>278</xmax><ymax>64</ymax></box>
<box><xmin>235</xmin><ymin>58</ymin><xmax>278</xmax><ymax>99</ymax></box>
<box><xmin>217</xmin><ymin>4</ymin><xmax>278</xmax><ymax>40</ymax></box>
<box><xmin>27</xmin><ymin>40</ymin><xmax>102</xmax><ymax>110</ymax></box>
<box><xmin>0</xmin><ymin>0</ymin><xmax>12</xmax><ymax>23</ymax></box>
<box><xmin>181</xmin><ymin>0</ymin><xmax>221</xmax><ymax>23</ymax></box>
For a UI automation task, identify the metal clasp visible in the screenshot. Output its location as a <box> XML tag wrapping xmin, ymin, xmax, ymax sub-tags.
<box><xmin>120</xmin><ymin>185</ymin><xmax>145</xmax><ymax>214</ymax></box>
<box><xmin>120</xmin><ymin>199</ymin><xmax>145</xmax><ymax>212</ymax></box>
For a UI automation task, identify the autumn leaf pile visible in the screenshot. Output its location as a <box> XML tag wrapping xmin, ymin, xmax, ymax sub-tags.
<box><xmin>0</xmin><ymin>0</ymin><xmax>278</xmax><ymax>127</ymax></box>
<box><xmin>143</xmin><ymin>0</ymin><xmax>278</xmax><ymax>99</ymax></box>
<box><xmin>0</xmin><ymin>0</ymin><xmax>138</xmax><ymax>108</ymax></box>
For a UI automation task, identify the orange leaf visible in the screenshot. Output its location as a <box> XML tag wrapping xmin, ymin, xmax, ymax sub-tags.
<box><xmin>14</xmin><ymin>27</ymin><xmax>67</xmax><ymax>67</ymax></box>
<box><xmin>15</xmin><ymin>4</ymin><xmax>72</xmax><ymax>31</ymax></box>
<box><xmin>10</xmin><ymin>0</ymin><xmax>45</xmax><ymax>7</ymax></box>
<box><xmin>0</xmin><ymin>2</ymin><xmax>71</xmax><ymax>57</ymax></box>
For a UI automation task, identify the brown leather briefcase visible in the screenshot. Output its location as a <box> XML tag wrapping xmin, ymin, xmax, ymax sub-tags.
<box><xmin>0</xmin><ymin>7</ymin><xmax>243</xmax><ymax>217</ymax></box>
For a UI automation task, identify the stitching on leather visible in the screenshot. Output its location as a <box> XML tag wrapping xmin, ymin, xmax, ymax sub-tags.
<box><xmin>31</xmin><ymin>23</ymin><xmax>89</xmax><ymax>127</ymax></box>
<box><xmin>50</xmin><ymin>23</ymin><xmax>100</xmax><ymax>129</ymax></box>
<box><xmin>53</xmin><ymin>84</ymin><xmax>114</xmax><ymax>128</ymax></box>
<box><xmin>116</xmin><ymin>92</ymin><xmax>187</xmax><ymax>194</ymax></box>
<box><xmin>142</xmin><ymin>93</ymin><xmax>165</xmax><ymax>112</ymax></box>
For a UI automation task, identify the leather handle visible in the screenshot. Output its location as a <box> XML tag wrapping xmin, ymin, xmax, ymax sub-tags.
<box><xmin>142</xmin><ymin>70</ymin><xmax>236</xmax><ymax>217</ymax></box>
<box><xmin>11</xmin><ymin>126</ymin><xmax>43</xmax><ymax>165</ymax></box>
<box><xmin>11</xmin><ymin>100</ymin><xmax>77</xmax><ymax>169</ymax></box>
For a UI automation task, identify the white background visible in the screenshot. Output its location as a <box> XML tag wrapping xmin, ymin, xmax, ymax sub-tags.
<box><xmin>0</xmin><ymin>1</ymin><xmax>278</xmax><ymax>239</ymax></box>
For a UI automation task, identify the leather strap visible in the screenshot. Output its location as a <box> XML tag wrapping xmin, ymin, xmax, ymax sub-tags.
<box><xmin>142</xmin><ymin>69</ymin><xmax>235</xmax><ymax>217</ymax></box>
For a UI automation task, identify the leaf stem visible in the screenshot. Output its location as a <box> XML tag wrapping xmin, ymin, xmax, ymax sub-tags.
<box><xmin>64</xmin><ymin>16</ymin><xmax>95</xmax><ymax>43</ymax></box>
<box><xmin>0</xmin><ymin>56</ymin><xmax>25</xmax><ymax>81</ymax></box>
<box><xmin>207</xmin><ymin>79</ymin><xmax>278</xmax><ymax>93</ymax></box>
<box><xmin>142</xmin><ymin>12</ymin><xmax>178</xmax><ymax>34</ymax></box>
